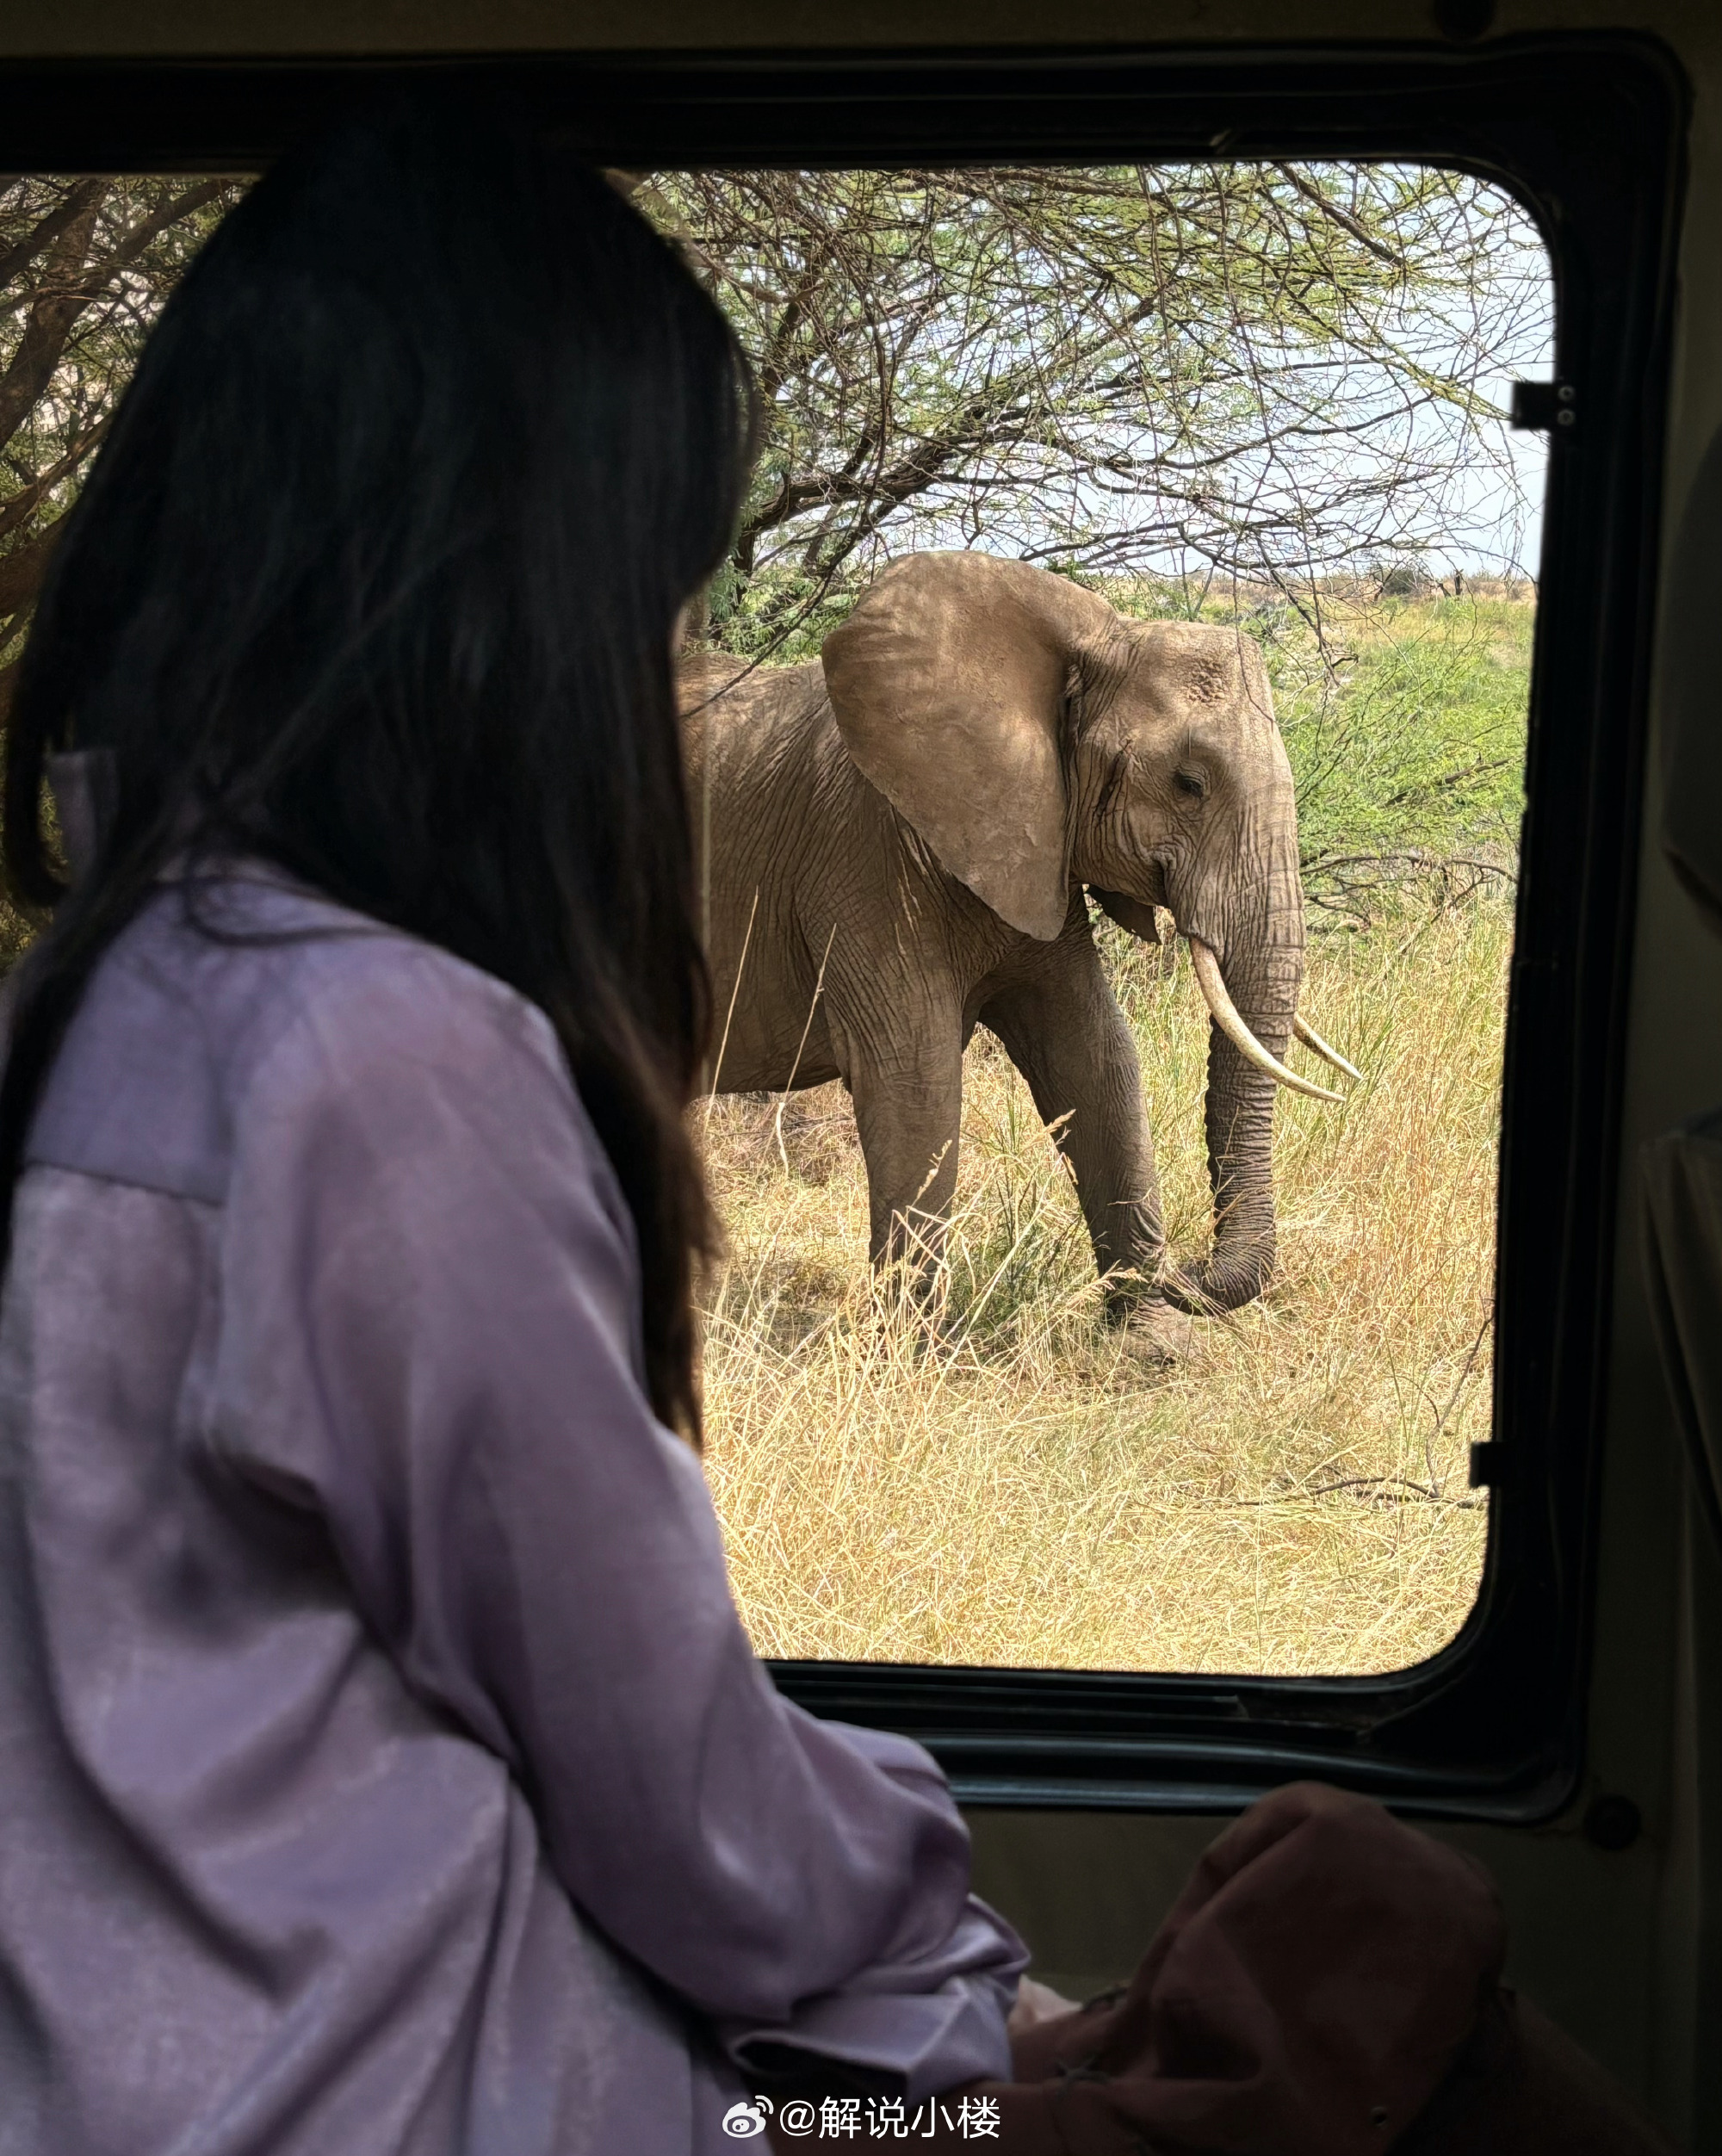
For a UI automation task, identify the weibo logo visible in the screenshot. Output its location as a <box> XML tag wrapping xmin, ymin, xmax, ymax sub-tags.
<box><xmin>722</xmin><ymin>2098</ymin><xmax>773</xmax><ymax>2139</ymax></box>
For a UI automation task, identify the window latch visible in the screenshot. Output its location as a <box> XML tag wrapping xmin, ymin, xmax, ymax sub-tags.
<box><xmin>1510</xmin><ymin>380</ymin><xmax>1577</xmax><ymax>435</ymax></box>
<box><xmin>1468</xmin><ymin>1440</ymin><xmax>1510</xmax><ymax>1490</ymax></box>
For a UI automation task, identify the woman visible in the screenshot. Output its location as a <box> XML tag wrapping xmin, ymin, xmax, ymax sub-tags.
<box><xmin>0</xmin><ymin>94</ymin><xmax>1671</xmax><ymax>2156</ymax></box>
<box><xmin>0</xmin><ymin>100</ymin><xmax>1025</xmax><ymax>2153</ymax></box>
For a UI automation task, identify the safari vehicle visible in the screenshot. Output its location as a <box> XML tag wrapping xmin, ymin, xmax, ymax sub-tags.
<box><xmin>2</xmin><ymin>0</ymin><xmax>1719</xmax><ymax>2146</ymax></box>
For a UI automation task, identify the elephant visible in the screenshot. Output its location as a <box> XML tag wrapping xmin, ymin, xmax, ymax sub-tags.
<box><xmin>679</xmin><ymin>551</ymin><xmax>1356</xmax><ymax>1351</ymax></box>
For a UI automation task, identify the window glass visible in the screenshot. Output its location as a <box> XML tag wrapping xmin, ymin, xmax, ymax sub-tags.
<box><xmin>639</xmin><ymin>166</ymin><xmax>1552</xmax><ymax>1675</ymax></box>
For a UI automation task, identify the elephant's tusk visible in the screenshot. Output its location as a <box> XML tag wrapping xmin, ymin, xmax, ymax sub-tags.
<box><xmin>1292</xmin><ymin>1012</ymin><xmax>1363</xmax><ymax>1086</ymax></box>
<box><xmin>1188</xmin><ymin>939</ymin><xmax>1343</xmax><ymax>1104</ymax></box>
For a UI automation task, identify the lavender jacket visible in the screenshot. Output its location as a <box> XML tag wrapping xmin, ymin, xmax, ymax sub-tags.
<box><xmin>0</xmin><ymin>846</ymin><xmax>1025</xmax><ymax>2155</ymax></box>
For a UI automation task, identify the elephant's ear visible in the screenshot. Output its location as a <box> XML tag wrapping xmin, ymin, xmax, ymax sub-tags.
<box><xmin>821</xmin><ymin>553</ymin><xmax>1113</xmax><ymax>941</ymax></box>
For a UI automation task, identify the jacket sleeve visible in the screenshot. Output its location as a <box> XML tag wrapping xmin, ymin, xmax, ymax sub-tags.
<box><xmin>210</xmin><ymin>942</ymin><xmax>1025</xmax><ymax>2098</ymax></box>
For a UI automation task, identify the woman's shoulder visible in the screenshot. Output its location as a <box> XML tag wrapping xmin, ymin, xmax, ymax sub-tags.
<box><xmin>26</xmin><ymin>870</ymin><xmax>579</xmax><ymax>1208</ymax></box>
<box><xmin>204</xmin><ymin>870</ymin><xmax>566</xmax><ymax>1083</ymax></box>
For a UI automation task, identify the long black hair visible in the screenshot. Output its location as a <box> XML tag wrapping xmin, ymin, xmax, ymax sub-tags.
<box><xmin>0</xmin><ymin>96</ymin><xmax>754</xmax><ymax>1440</ymax></box>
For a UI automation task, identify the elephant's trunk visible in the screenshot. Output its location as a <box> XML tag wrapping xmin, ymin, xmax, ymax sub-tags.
<box><xmin>1169</xmin><ymin>828</ymin><xmax>1305</xmax><ymax>1315</ymax></box>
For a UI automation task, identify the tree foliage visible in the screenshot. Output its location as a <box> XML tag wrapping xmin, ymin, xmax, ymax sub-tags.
<box><xmin>637</xmin><ymin>164</ymin><xmax>1548</xmax><ymax>657</ymax></box>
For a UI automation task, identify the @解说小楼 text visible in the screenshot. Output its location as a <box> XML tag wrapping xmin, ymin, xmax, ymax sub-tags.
<box><xmin>721</xmin><ymin>2094</ymin><xmax>1000</xmax><ymax>2138</ymax></box>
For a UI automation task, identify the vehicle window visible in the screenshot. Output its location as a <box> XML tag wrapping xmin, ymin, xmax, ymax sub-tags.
<box><xmin>0</xmin><ymin>164</ymin><xmax>1552</xmax><ymax>1683</ymax></box>
<box><xmin>640</xmin><ymin>166</ymin><xmax>1553</xmax><ymax>1676</ymax></box>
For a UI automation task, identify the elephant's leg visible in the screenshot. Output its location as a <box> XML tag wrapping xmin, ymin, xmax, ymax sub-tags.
<box><xmin>982</xmin><ymin>935</ymin><xmax>1188</xmax><ymax>1355</ymax></box>
<box><xmin>842</xmin><ymin>1021</ymin><xmax>966</xmax><ymax>1281</ymax></box>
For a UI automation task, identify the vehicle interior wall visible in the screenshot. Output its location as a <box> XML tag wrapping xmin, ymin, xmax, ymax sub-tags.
<box><xmin>3</xmin><ymin>1</ymin><xmax>1721</xmax><ymax>2147</ymax></box>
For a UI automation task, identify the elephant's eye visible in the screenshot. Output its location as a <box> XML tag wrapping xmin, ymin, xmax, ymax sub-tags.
<box><xmin>1174</xmin><ymin>770</ymin><xmax>1206</xmax><ymax>802</ymax></box>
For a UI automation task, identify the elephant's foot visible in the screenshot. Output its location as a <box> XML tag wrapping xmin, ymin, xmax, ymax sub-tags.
<box><xmin>1116</xmin><ymin>1298</ymin><xmax>1193</xmax><ymax>1366</ymax></box>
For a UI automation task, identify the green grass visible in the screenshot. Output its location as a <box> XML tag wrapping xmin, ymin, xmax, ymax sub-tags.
<box><xmin>1274</xmin><ymin>594</ymin><xmax>1530</xmax><ymax>924</ymax></box>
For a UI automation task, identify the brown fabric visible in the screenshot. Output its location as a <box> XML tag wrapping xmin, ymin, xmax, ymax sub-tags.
<box><xmin>767</xmin><ymin>1783</ymin><xmax>1501</xmax><ymax>2153</ymax></box>
<box><xmin>936</xmin><ymin>1990</ymin><xmax>1679</xmax><ymax>2156</ymax></box>
<box><xmin>769</xmin><ymin>1782</ymin><xmax>1676</xmax><ymax>2155</ymax></box>
<box><xmin>1004</xmin><ymin>1783</ymin><xmax>1505</xmax><ymax>2155</ymax></box>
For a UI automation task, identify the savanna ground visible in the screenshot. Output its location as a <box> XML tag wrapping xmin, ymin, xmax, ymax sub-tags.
<box><xmin>697</xmin><ymin>586</ymin><xmax>1529</xmax><ymax>1676</ymax></box>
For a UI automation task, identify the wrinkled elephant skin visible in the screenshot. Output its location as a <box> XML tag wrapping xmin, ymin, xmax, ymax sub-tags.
<box><xmin>680</xmin><ymin>551</ymin><xmax>1310</xmax><ymax>1338</ymax></box>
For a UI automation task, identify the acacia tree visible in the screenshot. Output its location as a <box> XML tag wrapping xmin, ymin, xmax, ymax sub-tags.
<box><xmin>0</xmin><ymin>164</ymin><xmax>1545</xmax><ymax>678</ymax></box>
<box><xmin>638</xmin><ymin>164</ymin><xmax>1548</xmax><ymax>654</ymax></box>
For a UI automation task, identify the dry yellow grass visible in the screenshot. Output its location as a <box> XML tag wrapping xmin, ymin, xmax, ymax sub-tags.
<box><xmin>697</xmin><ymin>901</ymin><xmax>1505</xmax><ymax>1676</ymax></box>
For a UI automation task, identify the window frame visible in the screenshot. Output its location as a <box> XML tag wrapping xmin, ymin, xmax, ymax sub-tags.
<box><xmin>1</xmin><ymin>30</ymin><xmax>1684</xmax><ymax>1820</ymax></box>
